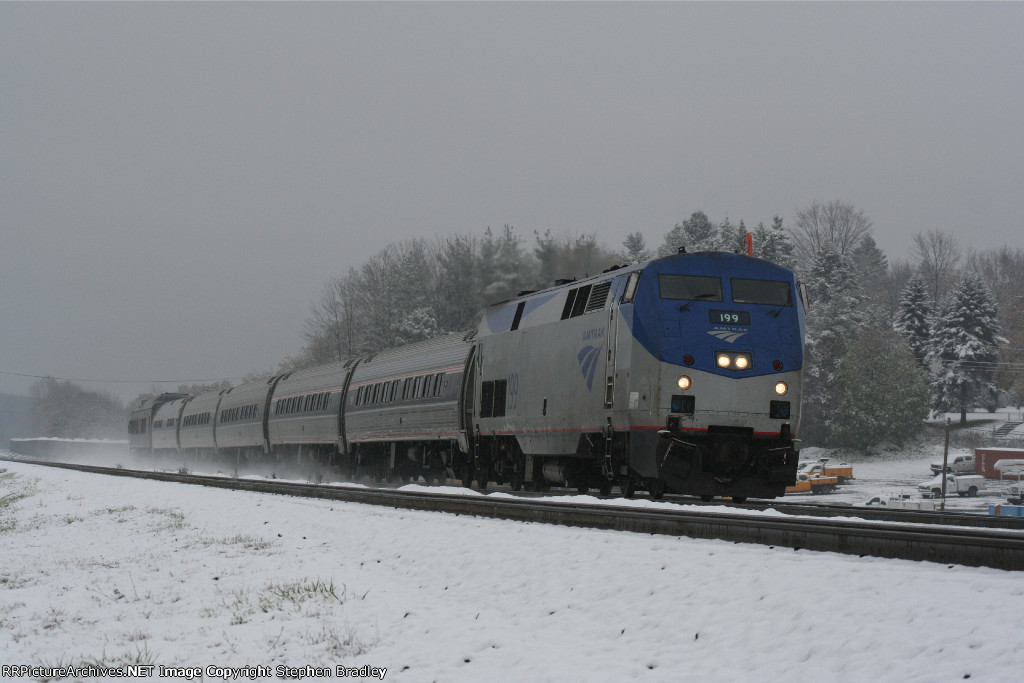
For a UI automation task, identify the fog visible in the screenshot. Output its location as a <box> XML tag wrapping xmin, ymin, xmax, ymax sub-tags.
<box><xmin>2</xmin><ymin>2</ymin><xmax>1022</xmax><ymax>401</ymax></box>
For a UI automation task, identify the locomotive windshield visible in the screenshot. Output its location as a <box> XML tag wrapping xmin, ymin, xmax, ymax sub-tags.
<box><xmin>731</xmin><ymin>278</ymin><xmax>793</xmax><ymax>306</ymax></box>
<box><xmin>658</xmin><ymin>274</ymin><xmax>723</xmax><ymax>301</ymax></box>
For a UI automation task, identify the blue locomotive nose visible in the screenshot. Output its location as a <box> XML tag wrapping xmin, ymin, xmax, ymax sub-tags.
<box><xmin>634</xmin><ymin>253</ymin><xmax>804</xmax><ymax>380</ymax></box>
<box><xmin>626</xmin><ymin>251</ymin><xmax>805</xmax><ymax>500</ymax></box>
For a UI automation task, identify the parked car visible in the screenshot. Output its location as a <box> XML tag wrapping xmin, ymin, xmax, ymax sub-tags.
<box><xmin>930</xmin><ymin>454</ymin><xmax>975</xmax><ymax>476</ymax></box>
<box><xmin>918</xmin><ymin>474</ymin><xmax>985</xmax><ymax>498</ymax></box>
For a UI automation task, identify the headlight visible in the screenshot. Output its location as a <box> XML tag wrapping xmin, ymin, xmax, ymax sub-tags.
<box><xmin>716</xmin><ymin>352</ymin><xmax>752</xmax><ymax>371</ymax></box>
<box><xmin>677</xmin><ymin>375</ymin><xmax>692</xmax><ymax>390</ymax></box>
<box><xmin>775</xmin><ymin>381</ymin><xmax>788</xmax><ymax>396</ymax></box>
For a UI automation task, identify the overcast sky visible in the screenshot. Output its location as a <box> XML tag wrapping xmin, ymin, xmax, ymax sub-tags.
<box><xmin>2</xmin><ymin>2</ymin><xmax>1022</xmax><ymax>402</ymax></box>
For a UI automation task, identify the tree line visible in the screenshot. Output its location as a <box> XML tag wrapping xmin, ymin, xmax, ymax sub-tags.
<box><xmin>27</xmin><ymin>200</ymin><xmax>1023</xmax><ymax>452</ymax></box>
<box><xmin>296</xmin><ymin>199</ymin><xmax>1023</xmax><ymax>451</ymax></box>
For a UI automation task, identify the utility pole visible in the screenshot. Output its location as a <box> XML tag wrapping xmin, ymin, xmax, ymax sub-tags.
<box><xmin>940</xmin><ymin>417</ymin><xmax>951</xmax><ymax>511</ymax></box>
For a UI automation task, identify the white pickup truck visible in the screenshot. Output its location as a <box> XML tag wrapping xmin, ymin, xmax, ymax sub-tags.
<box><xmin>918</xmin><ymin>474</ymin><xmax>985</xmax><ymax>498</ymax></box>
<box><xmin>930</xmin><ymin>454</ymin><xmax>976</xmax><ymax>476</ymax></box>
<box><xmin>863</xmin><ymin>493</ymin><xmax>937</xmax><ymax>510</ymax></box>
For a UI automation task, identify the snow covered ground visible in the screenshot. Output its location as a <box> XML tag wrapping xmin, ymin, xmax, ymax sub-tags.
<box><xmin>3</xmin><ymin>445</ymin><xmax>1024</xmax><ymax>682</ymax></box>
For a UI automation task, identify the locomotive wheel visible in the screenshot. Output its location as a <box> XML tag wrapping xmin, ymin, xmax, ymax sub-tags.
<box><xmin>620</xmin><ymin>477</ymin><xmax>636</xmax><ymax>499</ymax></box>
<box><xmin>599</xmin><ymin>480</ymin><xmax>613</xmax><ymax>497</ymax></box>
<box><xmin>576</xmin><ymin>484</ymin><xmax>589</xmax><ymax>495</ymax></box>
<box><xmin>649</xmin><ymin>480</ymin><xmax>665</xmax><ymax>500</ymax></box>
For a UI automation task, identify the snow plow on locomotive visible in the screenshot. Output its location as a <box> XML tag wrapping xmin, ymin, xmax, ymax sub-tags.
<box><xmin>129</xmin><ymin>251</ymin><xmax>804</xmax><ymax>501</ymax></box>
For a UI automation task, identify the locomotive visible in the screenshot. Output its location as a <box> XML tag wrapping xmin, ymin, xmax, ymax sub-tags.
<box><xmin>129</xmin><ymin>250</ymin><xmax>805</xmax><ymax>501</ymax></box>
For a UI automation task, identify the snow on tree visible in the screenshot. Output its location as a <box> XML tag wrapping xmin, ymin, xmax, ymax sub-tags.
<box><xmin>831</xmin><ymin>329</ymin><xmax>931</xmax><ymax>451</ymax></box>
<box><xmin>532</xmin><ymin>230</ymin><xmax>618</xmax><ymax>288</ymax></box>
<box><xmin>394</xmin><ymin>307</ymin><xmax>441</xmax><ymax>346</ymax></box>
<box><xmin>801</xmin><ymin>247</ymin><xmax>865</xmax><ymax>444</ymax></box>
<box><xmin>620</xmin><ymin>231</ymin><xmax>652</xmax><ymax>265</ymax></box>
<box><xmin>659</xmin><ymin>211</ymin><xmax>717</xmax><ymax>255</ymax></box>
<box><xmin>714</xmin><ymin>216</ymin><xmax>745</xmax><ymax>253</ymax></box>
<box><xmin>1008</xmin><ymin>386</ymin><xmax>1023</xmax><ymax>411</ymax></box>
<box><xmin>434</xmin><ymin>234</ymin><xmax>481</xmax><ymax>333</ymax></box>
<box><xmin>963</xmin><ymin>246</ymin><xmax>1024</xmax><ymax>395</ymax></box>
<box><xmin>926</xmin><ymin>272</ymin><xmax>1007</xmax><ymax>425</ymax></box>
<box><xmin>752</xmin><ymin>216</ymin><xmax>796</xmax><ymax>269</ymax></box>
<box><xmin>480</xmin><ymin>225</ymin><xmax>535</xmax><ymax>303</ymax></box>
<box><xmin>852</xmin><ymin>236</ymin><xmax>889</xmax><ymax>315</ymax></box>
<box><xmin>894</xmin><ymin>274</ymin><xmax>932</xmax><ymax>367</ymax></box>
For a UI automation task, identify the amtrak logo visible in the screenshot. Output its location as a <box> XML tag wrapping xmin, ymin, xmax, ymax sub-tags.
<box><xmin>577</xmin><ymin>344</ymin><xmax>603</xmax><ymax>391</ymax></box>
<box><xmin>707</xmin><ymin>329</ymin><xmax>748</xmax><ymax>344</ymax></box>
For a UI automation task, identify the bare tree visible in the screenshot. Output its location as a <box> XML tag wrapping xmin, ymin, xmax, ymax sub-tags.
<box><xmin>791</xmin><ymin>199</ymin><xmax>872</xmax><ymax>268</ymax></box>
<box><xmin>911</xmin><ymin>228</ymin><xmax>960</xmax><ymax>304</ymax></box>
<box><xmin>302</xmin><ymin>271</ymin><xmax>364</xmax><ymax>366</ymax></box>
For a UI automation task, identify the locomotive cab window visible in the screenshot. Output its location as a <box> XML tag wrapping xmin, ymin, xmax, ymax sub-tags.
<box><xmin>621</xmin><ymin>272</ymin><xmax>640</xmax><ymax>304</ymax></box>
<box><xmin>730</xmin><ymin>278</ymin><xmax>793</xmax><ymax>306</ymax></box>
<box><xmin>658</xmin><ymin>274</ymin><xmax>723</xmax><ymax>301</ymax></box>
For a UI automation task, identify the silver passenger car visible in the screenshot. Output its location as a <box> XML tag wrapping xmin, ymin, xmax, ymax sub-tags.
<box><xmin>151</xmin><ymin>396</ymin><xmax>188</xmax><ymax>451</ymax></box>
<box><xmin>345</xmin><ymin>332</ymin><xmax>473</xmax><ymax>457</ymax></box>
<box><xmin>128</xmin><ymin>393</ymin><xmax>188</xmax><ymax>455</ymax></box>
<box><xmin>178</xmin><ymin>390</ymin><xmax>223</xmax><ymax>453</ymax></box>
<box><xmin>267</xmin><ymin>361</ymin><xmax>351</xmax><ymax>457</ymax></box>
<box><xmin>216</xmin><ymin>377</ymin><xmax>277</xmax><ymax>454</ymax></box>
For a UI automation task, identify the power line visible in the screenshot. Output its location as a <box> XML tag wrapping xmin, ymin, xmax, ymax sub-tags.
<box><xmin>0</xmin><ymin>370</ymin><xmax>231</xmax><ymax>385</ymax></box>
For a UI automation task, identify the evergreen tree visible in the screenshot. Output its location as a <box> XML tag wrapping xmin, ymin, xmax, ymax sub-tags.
<box><xmin>480</xmin><ymin>225</ymin><xmax>534</xmax><ymax>303</ymax></box>
<box><xmin>852</xmin><ymin>235</ymin><xmax>889</xmax><ymax>312</ymax></box>
<box><xmin>752</xmin><ymin>216</ymin><xmax>796</xmax><ymax>269</ymax></box>
<box><xmin>659</xmin><ymin>211</ymin><xmax>717</xmax><ymax>255</ymax></box>
<box><xmin>894</xmin><ymin>274</ymin><xmax>932</xmax><ymax>367</ymax></box>
<box><xmin>715</xmin><ymin>216</ymin><xmax>744</xmax><ymax>253</ymax></box>
<box><xmin>926</xmin><ymin>272</ymin><xmax>1007</xmax><ymax>425</ymax></box>
<box><xmin>533</xmin><ymin>229</ymin><xmax>562</xmax><ymax>288</ymax></box>
<box><xmin>801</xmin><ymin>247</ymin><xmax>865</xmax><ymax>444</ymax></box>
<box><xmin>831</xmin><ymin>330</ymin><xmax>931</xmax><ymax>451</ymax></box>
<box><xmin>394</xmin><ymin>307</ymin><xmax>441</xmax><ymax>346</ymax></box>
<box><xmin>434</xmin><ymin>234</ymin><xmax>480</xmax><ymax>333</ymax></box>
<box><xmin>620</xmin><ymin>231</ymin><xmax>652</xmax><ymax>265</ymax></box>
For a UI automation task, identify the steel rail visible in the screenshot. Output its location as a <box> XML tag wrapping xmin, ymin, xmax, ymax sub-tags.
<box><xmin>715</xmin><ymin>499</ymin><xmax>1024</xmax><ymax>529</ymax></box>
<box><xmin>5</xmin><ymin>457</ymin><xmax>1024</xmax><ymax>571</ymax></box>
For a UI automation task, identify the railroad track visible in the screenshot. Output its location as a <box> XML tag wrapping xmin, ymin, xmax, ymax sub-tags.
<box><xmin>5</xmin><ymin>455</ymin><xmax>1024</xmax><ymax>571</ymax></box>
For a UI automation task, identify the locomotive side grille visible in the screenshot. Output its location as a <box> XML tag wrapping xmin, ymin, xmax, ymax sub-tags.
<box><xmin>585</xmin><ymin>281</ymin><xmax>611</xmax><ymax>314</ymax></box>
<box><xmin>480</xmin><ymin>379</ymin><xmax>508</xmax><ymax>418</ymax></box>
